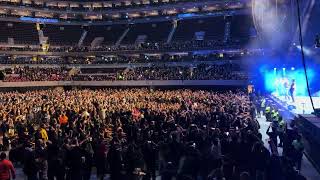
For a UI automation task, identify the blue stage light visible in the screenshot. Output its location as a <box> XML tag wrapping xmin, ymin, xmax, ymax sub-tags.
<box><xmin>253</xmin><ymin>55</ymin><xmax>320</xmax><ymax>102</ymax></box>
<box><xmin>262</xmin><ymin>67</ymin><xmax>315</xmax><ymax>96</ymax></box>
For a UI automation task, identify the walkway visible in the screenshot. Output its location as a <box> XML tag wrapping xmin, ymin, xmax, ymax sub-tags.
<box><xmin>257</xmin><ymin>115</ymin><xmax>320</xmax><ymax>180</ymax></box>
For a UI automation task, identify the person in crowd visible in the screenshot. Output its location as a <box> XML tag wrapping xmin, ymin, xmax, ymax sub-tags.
<box><xmin>283</xmin><ymin>120</ymin><xmax>298</xmax><ymax>158</ymax></box>
<box><xmin>251</xmin><ymin>141</ymin><xmax>270</xmax><ymax>180</ymax></box>
<box><xmin>37</xmin><ymin>152</ymin><xmax>48</xmax><ymax>180</ymax></box>
<box><xmin>266</xmin><ymin>123</ymin><xmax>278</xmax><ymax>149</ymax></box>
<box><xmin>23</xmin><ymin>143</ymin><xmax>39</xmax><ymax>180</ymax></box>
<box><xmin>59</xmin><ymin>113</ymin><xmax>69</xmax><ymax>126</ymax></box>
<box><xmin>278</xmin><ymin>117</ymin><xmax>286</xmax><ymax>147</ymax></box>
<box><xmin>292</xmin><ymin>134</ymin><xmax>304</xmax><ymax>171</ymax></box>
<box><xmin>37</xmin><ymin>125</ymin><xmax>48</xmax><ymax>142</ymax></box>
<box><xmin>47</xmin><ymin>143</ymin><xmax>65</xmax><ymax>180</ymax></box>
<box><xmin>260</xmin><ymin>97</ymin><xmax>266</xmax><ymax>116</ymax></box>
<box><xmin>0</xmin><ymin>152</ymin><xmax>16</xmax><ymax>180</ymax></box>
<box><xmin>95</xmin><ymin>139</ymin><xmax>108</xmax><ymax>180</ymax></box>
<box><xmin>265</xmin><ymin>106</ymin><xmax>271</xmax><ymax>122</ymax></box>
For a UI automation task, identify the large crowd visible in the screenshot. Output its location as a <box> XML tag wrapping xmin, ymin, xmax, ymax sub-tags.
<box><xmin>2</xmin><ymin>64</ymin><xmax>247</xmax><ymax>82</ymax></box>
<box><xmin>122</xmin><ymin>64</ymin><xmax>243</xmax><ymax>80</ymax></box>
<box><xmin>0</xmin><ymin>54</ymin><xmax>244</xmax><ymax>65</ymax></box>
<box><xmin>0</xmin><ymin>40</ymin><xmax>243</xmax><ymax>53</ymax></box>
<box><xmin>3</xmin><ymin>67</ymin><xmax>71</xmax><ymax>82</ymax></box>
<box><xmin>0</xmin><ymin>88</ymin><xmax>306</xmax><ymax>180</ymax></box>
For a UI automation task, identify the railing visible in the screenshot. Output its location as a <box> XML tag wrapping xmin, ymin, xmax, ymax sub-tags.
<box><xmin>0</xmin><ymin>9</ymin><xmax>250</xmax><ymax>26</ymax></box>
<box><xmin>0</xmin><ymin>80</ymin><xmax>248</xmax><ymax>87</ymax></box>
<box><xmin>0</xmin><ymin>60</ymin><xmax>243</xmax><ymax>68</ymax></box>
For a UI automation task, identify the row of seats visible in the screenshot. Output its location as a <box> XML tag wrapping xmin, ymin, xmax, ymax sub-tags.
<box><xmin>83</xmin><ymin>24</ymin><xmax>127</xmax><ymax>45</ymax></box>
<box><xmin>122</xmin><ymin>22</ymin><xmax>172</xmax><ymax>44</ymax></box>
<box><xmin>42</xmin><ymin>24</ymin><xmax>83</xmax><ymax>46</ymax></box>
<box><xmin>174</xmin><ymin>17</ymin><xmax>225</xmax><ymax>41</ymax></box>
<box><xmin>0</xmin><ymin>0</ymin><xmax>206</xmax><ymax>12</ymax></box>
<box><xmin>0</xmin><ymin>22</ymin><xmax>38</xmax><ymax>44</ymax></box>
<box><xmin>0</xmin><ymin>16</ymin><xmax>254</xmax><ymax>46</ymax></box>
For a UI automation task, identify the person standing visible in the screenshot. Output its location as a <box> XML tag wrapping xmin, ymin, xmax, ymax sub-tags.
<box><xmin>292</xmin><ymin>135</ymin><xmax>304</xmax><ymax>171</ymax></box>
<box><xmin>283</xmin><ymin>78</ymin><xmax>290</xmax><ymax>101</ymax></box>
<box><xmin>260</xmin><ymin>97</ymin><xmax>266</xmax><ymax>116</ymax></box>
<box><xmin>23</xmin><ymin>143</ymin><xmax>38</xmax><ymax>180</ymax></box>
<box><xmin>37</xmin><ymin>124</ymin><xmax>48</xmax><ymax>142</ymax></box>
<box><xmin>289</xmin><ymin>79</ymin><xmax>296</xmax><ymax>103</ymax></box>
<box><xmin>266</xmin><ymin>124</ymin><xmax>278</xmax><ymax>150</ymax></box>
<box><xmin>277</xmin><ymin>117</ymin><xmax>286</xmax><ymax>147</ymax></box>
<box><xmin>0</xmin><ymin>152</ymin><xmax>16</xmax><ymax>180</ymax></box>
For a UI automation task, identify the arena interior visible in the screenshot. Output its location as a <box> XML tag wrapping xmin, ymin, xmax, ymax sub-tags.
<box><xmin>0</xmin><ymin>0</ymin><xmax>320</xmax><ymax>180</ymax></box>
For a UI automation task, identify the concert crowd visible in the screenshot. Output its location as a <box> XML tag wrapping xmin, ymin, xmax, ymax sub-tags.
<box><xmin>0</xmin><ymin>40</ymin><xmax>241</xmax><ymax>53</ymax></box>
<box><xmin>0</xmin><ymin>88</ymin><xmax>306</xmax><ymax>180</ymax></box>
<box><xmin>0</xmin><ymin>54</ymin><xmax>240</xmax><ymax>65</ymax></box>
<box><xmin>3</xmin><ymin>64</ymin><xmax>246</xmax><ymax>82</ymax></box>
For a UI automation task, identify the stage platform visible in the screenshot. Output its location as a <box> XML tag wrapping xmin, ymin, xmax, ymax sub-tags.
<box><xmin>270</xmin><ymin>95</ymin><xmax>320</xmax><ymax>115</ymax></box>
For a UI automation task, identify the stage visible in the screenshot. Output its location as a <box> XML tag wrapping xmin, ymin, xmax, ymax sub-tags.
<box><xmin>270</xmin><ymin>95</ymin><xmax>320</xmax><ymax>115</ymax></box>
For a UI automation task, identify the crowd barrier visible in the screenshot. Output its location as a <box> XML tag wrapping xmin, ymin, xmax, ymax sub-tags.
<box><xmin>297</xmin><ymin>114</ymin><xmax>320</xmax><ymax>172</ymax></box>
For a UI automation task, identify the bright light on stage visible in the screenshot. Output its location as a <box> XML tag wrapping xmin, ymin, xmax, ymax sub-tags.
<box><xmin>251</xmin><ymin>55</ymin><xmax>320</xmax><ymax>113</ymax></box>
<box><xmin>262</xmin><ymin>66</ymin><xmax>319</xmax><ymax>114</ymax></box>
<box><xmin>262</xmin><ymin>67</ymin><xmax>315</xmax><ymax>97</ymax></box>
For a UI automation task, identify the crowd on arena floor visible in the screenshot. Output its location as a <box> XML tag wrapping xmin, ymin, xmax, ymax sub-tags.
<box><xmin>0</xmin><ymin>89</ymin><xmax>306</xmax><ymax>180</ymax></box>
<box><xmin>2</xmin><ymin>64</ymin><xmax>247</xmax><ymax>82</ymax></box>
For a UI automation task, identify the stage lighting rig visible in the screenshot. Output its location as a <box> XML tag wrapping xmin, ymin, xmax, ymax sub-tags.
<box><xmin>252</xmin><ymin>0</ymin><xmax>295</xmax><ymax>48</ymax></box>
<box><xmin>253</xmin><ymin>0</ymin><xmax>316</xmax><ymax>113</ymax></box>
